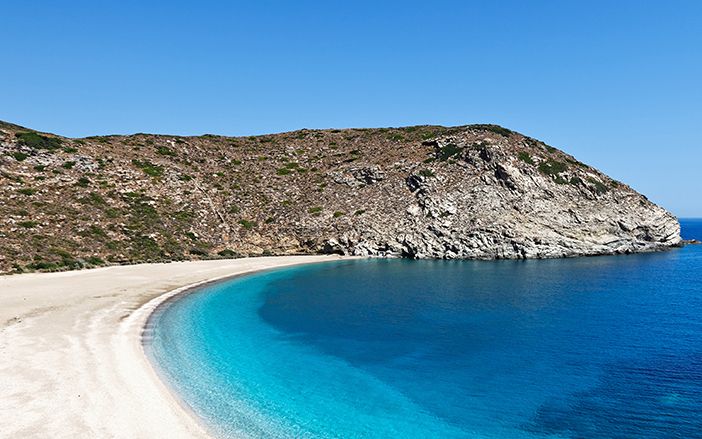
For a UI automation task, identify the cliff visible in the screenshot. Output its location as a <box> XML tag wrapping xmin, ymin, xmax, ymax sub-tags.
<box><xmin>0</xmin><ymin>121</ymin><xmax>681</xmax><ymax>273</ymax></box>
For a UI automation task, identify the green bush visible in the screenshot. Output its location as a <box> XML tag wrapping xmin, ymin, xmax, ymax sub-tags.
<box><xmin>588</xmin><ymin>177</ymin><xmax>609</xmax><ymax>194</ymax></box>
<box><xmin>17</xmin><ymin>188</ymin><xmax>37</xmax><ymax>196</ymax></box>
<box><xmin>419</xmin><ymin>169</ymin><xmax>436</xmax><ymax>178</ymax></box>
<box><xmin>79</xmin><ymin>225</ymin><xmax>107</xmax><ymax>239</ymax></box>
<box><xmin>471</xmin><ymin>124</ymin><xmax>513</xmax><ymax>137</ymax></box>
<box><xmin>437</xmin><ymin>143</ymin><xmax>462</xmax><ymax>161</ymax></box>
<box><xmin>308</xmin><ymin>206</ymin><xmax>323</xmax><ymax>215</ymax></box>
<box><xmin>85</xmin><ymin>256</ymin><xmax>104</xmax><ymax>265</ymax></box>
<box><xmin>26</xmin><ymin>261</ymin><xmax>58</xmax><ymax>271</ymax></box>
<box><xmin>12</xmin><ymin>152</ymin><xmax>28</xmax><ymax>161</ymax></box>
<box><xmin>79</xmin><ymin>192</ymin><xmax>106</xmax><ymax>206</ymax></box>
<box><xmin>518</xmin><ymin>152</ymin><xmax>535</xmax><ymax>165</ymax></box>
<box><xmin>189</xmin><ymin>248</ymin><xmax>208</xmax><ymax>256</ymax></box>
<box><xmin>16</xmin><ymin>132</ymin><xmax>62</xmax><ymax>150</ymax></box>
<box><xmin>333</xmin><ymin>211</ymin><xmax>345</xmax><ymax>218</ymax></box>
<box><xmin>18</xmin><ymin>221</ymin><xmax>38</xmax><ymax>228</ymax></box>
<box><xmin>156</xmin><ymin>145</ymin><xmax>176</xmax><ymax>156</ymax></box>
<box><xmin>538</xmin><ymin>159</ymin><xmax>567</xmax><ymax>176</ymax></box>
<box><xmin>62</xmin><ymin>161</ymin><xmax>76</xmax><ymax>169</ymax></box>
<box><xmin>217</xmin><ymin>249</ymin><xmax>239</xmax><ymax>258</ymax></box>
<box><xmin>132</xmin><ymin>159</ymin><xmax>164</xmax><ymax>177</ymax></box>
<box><xmin>239</xmin><ymin>219</ymin><xmax>256</xmax><ymax>230</ymax></box>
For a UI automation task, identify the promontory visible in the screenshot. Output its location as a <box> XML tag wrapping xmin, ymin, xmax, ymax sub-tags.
<box><xmin>0</xmin><ymin>121</ymin><xmax>681</xmax><ymax>274</ymax></box>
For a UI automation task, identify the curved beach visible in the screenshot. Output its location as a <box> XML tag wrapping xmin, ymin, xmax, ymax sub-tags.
<box><xmin>0</xmin><ymin>256</ymin><xmax>343</xmax><ymax>438</ymax></box>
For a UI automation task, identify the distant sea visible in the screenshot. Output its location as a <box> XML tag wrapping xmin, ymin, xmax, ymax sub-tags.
<box><xmin>148</xmin><ymin>219</ymin><xmax>702</xmax><ymax>438</ymax></box>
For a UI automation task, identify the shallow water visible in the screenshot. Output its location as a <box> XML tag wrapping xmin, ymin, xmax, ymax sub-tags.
<box><xmin>148</xmin><ymin>219</ymin><xmax>702</xmax><ymax>438</ymax></box>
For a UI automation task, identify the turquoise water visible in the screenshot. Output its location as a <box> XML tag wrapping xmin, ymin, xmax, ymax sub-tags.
<box><xmin>147</xmin><ymin>220</ymin><xmax>702</xmax><ymax>438</ymax></box>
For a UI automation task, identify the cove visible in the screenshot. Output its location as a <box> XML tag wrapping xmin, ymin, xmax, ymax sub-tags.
<box><xmin>147</xmin><ymin>220</ymin><xmax>702</xmax><ymax>438</ymax></box>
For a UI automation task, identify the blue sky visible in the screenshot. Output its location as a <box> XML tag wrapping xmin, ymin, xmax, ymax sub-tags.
<box><xmin>2</xmin><ymin>1</ymin><xmax>700</xmax><ymax>216</ymax></box>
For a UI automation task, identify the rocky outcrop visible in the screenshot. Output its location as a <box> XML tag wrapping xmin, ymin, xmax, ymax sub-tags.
<box><xmin>0</xmin><ymin>122</ymin><xmax>681</xmax><ymax>273</ymax></box>
<box><xmin>325</xmin><ymin>134</ymin><xmax>681</xmax><ymax>259</ymax></box>
<box><xmin>322</xmin><ymin>134</ymin><xmax>680</xmax><ymax>259</ymax></box>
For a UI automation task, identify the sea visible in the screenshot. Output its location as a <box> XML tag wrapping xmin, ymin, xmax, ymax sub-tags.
<box><xmin>147</xmin><ymin>219</ymin><xmax>702</xmax><ymax>438</ymax></box>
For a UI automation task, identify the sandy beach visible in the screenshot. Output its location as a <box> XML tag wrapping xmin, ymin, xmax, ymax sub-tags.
<box><xmin>0</xmin><ymin>255</ymin><xmax>343</xmax><ymax>438</ymax></box>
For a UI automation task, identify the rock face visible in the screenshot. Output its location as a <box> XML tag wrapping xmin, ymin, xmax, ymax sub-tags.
<box><xmin>0</xmin><ymin>121</ymin><xmax>681</xmax><ymax>273</ymax></box>
<box><xmin>327</xmin><ymin>136</ymin><xmax>680</xmax><ymax>259</ymax></box>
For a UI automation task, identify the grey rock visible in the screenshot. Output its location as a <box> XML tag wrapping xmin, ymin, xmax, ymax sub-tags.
<box><xmin>320</xmin><ymin>132</ymin><xmax>681</xmax><ymax>260</ymax></box>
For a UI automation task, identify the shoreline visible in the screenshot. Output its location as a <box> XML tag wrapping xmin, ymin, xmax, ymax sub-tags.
<box><xmin>0</xmin><ymin>255</ymin><xmax>346</xmax><ymax>438</ymax></box>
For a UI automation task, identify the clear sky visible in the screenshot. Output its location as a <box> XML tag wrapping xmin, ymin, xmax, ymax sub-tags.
<box><xmin>2</xmin><ymin>1</ymin><xmax>700</xmax><ymax>216</ymax></box>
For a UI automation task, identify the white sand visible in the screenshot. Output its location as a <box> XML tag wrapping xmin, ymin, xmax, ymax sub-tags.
<box><xmin>0</xmin><ymin>255</ymin><xmax>344</xmax><ymax>438</ymax></box>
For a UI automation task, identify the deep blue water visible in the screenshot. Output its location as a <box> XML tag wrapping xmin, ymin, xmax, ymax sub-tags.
<box><xmin>148</xmin><ymin>219</ymin><xmax>702</xmax><ymax>438</ymax></box>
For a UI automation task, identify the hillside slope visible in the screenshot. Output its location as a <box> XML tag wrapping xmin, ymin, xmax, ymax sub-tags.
<box><xmin>0</xmin><ymin>121</ymin><xmax>681</xmax><ymax>273</ymax></box>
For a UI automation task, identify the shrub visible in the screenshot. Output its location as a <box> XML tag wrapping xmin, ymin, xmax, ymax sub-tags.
<box><xmin>79</xmin><ymin>225</ymin><xmax>107</xmax><ymax>239</ymax></box>
<box><xmin>354</xmin><ymin>209</ymin><xmax>366</xmax><ymax>216</ymax></box>
<box><xmin>12</xmin><ymin>152</ymin><xmax>28</xmax><ymax>161</ymax></box>
<box><xmin>84</xmin><ymin>256</ymin><xmax>104</xmax><ymax>265</ymax></box>
<box><xmin>566</xmin><ymin>157</ymin><xmax>586</xmax><ymax>168</ymax></box>
<box><xmin>62</xmin><ymin>161</ymin><xmax>76</xmax><ymax>169</ymax></box>
<box><xmin>33</xmin><ymin>165</ymin><xmax>46</xmax><ymax>171</ymax></box>
<box><xmin>26</xmin><ymin>261</ymin><xmax>58</xmax><ymax>271</ymax></box>
<box><xmin>471</xmin><ymin>124</ymin><xmax>513</xmax><ymax>137</ymax></box>
<box><xmin>437</xmin><ymin>143</ymin><xmax>462</xmax><ymax>161</ymax></box>
<box><xmin>18</xmin><ymin>221</ymin><xmax>38</xmax><ymax>228</ymax></box>
<box><xmin>569</xmin><ymin>176</ymin><xmax>583</xmax><ymax>186</ymax></box>
<box><xmin>419</xmin><ymin>169</ymin><xmax>436</xmax><ymax>178</ymax></box>
<box><xmin>217</xmin><ymin>249</ymin><xmax>239</xmax><ymax>258</ymax></box>
<box><xmin>16</xmin><ymin>132</ymin><xmax>62</xmax><ymax>150</ymax></box>
<box><xmin>588</xmin><ymin>177</ymin><xmax>609</xmax><ymax>194</ymax></box>
<box><xmin>79</xmin><ymin>192</ymin><xmax>106</xmax><ymax>206</ymax></box>
<box><xmin>132</xmin><ymin>159</ymin><xmax>164</xmax><ymax>177</ymax></box>
<box><xmin>308</xmin><ymin>206</ymin><xmax>323</xmax><ymax>215</ymax></box>
<box><xmin>518</xmin><ymin>152</ymin><xmax>535</xmax><ymax>165</ymax></box>
<box><xmin>76</xmin><ymin>177</ymin><xmax>91</xmax><ymax>187</ymax></box>
<box><xmin>333</xmin><ymin>211</ymin><xmax>345</xmax><ymax>218</ymax></box>
<box><xmin>17</xmin><ymin>188</ymin><xmax>37</xmax><ymax>196</ymax></box>
<box><xmin>538</xmin><ymin>159</ymin><xmax>567</xmax><ymax>176</ymax></box>
<box><xmin>239</xmin><ymin>219</ymin><xmax>256</xmax><ymax>230</ymax></box>
<box><xmin>189</xmin><ymin>248</ymin><xmax>208</xmax><ymax>256</ymax></box>
<box><xmin>63</xmin><ymin>147</ymin><xmax>78</xmax><ymax>153</ymax></box>
<box><xmin>156</xmin><ymin>145</ymin><xmax>176</xmax><ymax>156</ymax></box>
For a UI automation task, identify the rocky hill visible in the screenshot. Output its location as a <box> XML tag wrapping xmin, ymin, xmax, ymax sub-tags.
<box><xmin>0</xmin><ymin>120</ymin><xmax>681</xmax><ymax>274</ymax></box>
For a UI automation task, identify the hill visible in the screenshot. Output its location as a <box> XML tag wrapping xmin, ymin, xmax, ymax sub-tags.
<box><xmin>0</xmin><ymin>122</ymin><xmax>681</xmax><ymax>274</ymax></box>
